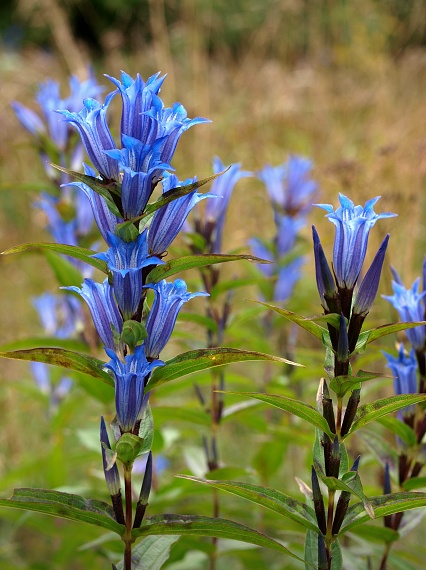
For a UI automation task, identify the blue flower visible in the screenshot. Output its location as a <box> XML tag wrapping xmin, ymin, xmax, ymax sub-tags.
<box><xmin>104</xmin><ymin>345</ymin><xmax>163</xmax><ymax>433</ymax></box>
<box><xmin>57</xmin><ymin>94</ymin><xmax>119</xmax><ymax>180</ymax></box>
<box><xmin>144</xmin><ymin>279</ymin><xmax>209</xmax><ymax>359</ymax></box>
<box><xmin>30</xmin><ymin>362</ymin><xmax>73</xmax><ymax>409</ymax></box>
<box><xmin>317</xmin><ymin>194</ymin><xmax>396</xmax><ymax>290</ymax></box>
<box><xmin>68</xmin><ymin>163</ymin><xmax>123</xmax><ymax>242</ymax></box>
<box><xmin>148</xmin><ymin>173</ymin><xmax>215</xmax><ymax>257</ymax></box>
<box><xmin>274</xmin><ymin>257</ymin><xmax>305</xmax><ymax>302</ymax></box>
<box><xmin>383</xmin><ymin>345</ymin><xmax>417</xmax><ymax>418</ymax></box>
<box><xmin>94</xmin><ymin>231</ymin><xmax>164</xmax><ymax>320</ymax></box>
<box><xmin>105</xmin><ymin>135</ymin><xmax>171</xmax><ymax>219</ymax></box>
<box><xmin>105</xmin><ymin>71</ymin><xmax>165</xmax><ymax>143</ymax></box>
<box><xmin>33</xmin><ymin>292</ymin><xmax>82</xmax><ymax>339</ymax></box>
<box><xmin>203</xmin><ymin>157</ymin><xmax>251</xmax><ymax>253</ymax></box>
<box><xmin>11</xmin><ymin>102</ymin><xmax>46</xmax><ymax>137</ymax></box>
<box><xmin>65</xmin><ymin>278</ymin><xmax>123</xmax><ymax>351</ymax></box>
<box><xmin>276</xmin><ymin>214</ymin><xmax>305</xmax><ymax>257</ymax></box>
<box><xmin>249</xmin><ymin>238</ymin><xmax>274</xmax><ymax>277</ymax></box>
<box><xmin>144</xmin><ymin>95</ymin><xmax>211</xmax><ymax>164</ymax></box>
<box><xmin>257</xmin><ymin>155</ymin><xmax>318</xmax><ymax>216</ymax></box>
<box><xmin>383</xmin><ymin>276</ymin><xmax>426</xmax><ymax>351</ymax></box>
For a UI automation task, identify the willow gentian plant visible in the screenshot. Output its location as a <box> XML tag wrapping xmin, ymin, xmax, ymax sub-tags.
<box><xmin>184</xmin><ymin>193</ymin><xmax>426</xmax><ymax>569</ymax></box>
<box><xmin>1</xmin><ymin>70</ymin><xmax>302</xmax><ymax>568</ymax></box>
<box><xmin>376</xmin><ymin>262</ymin><xmax>426</xmax><ymax>567</ymax></box>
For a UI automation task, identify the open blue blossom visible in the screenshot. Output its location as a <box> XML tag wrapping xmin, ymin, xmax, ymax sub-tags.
<box><xmin>144</xmin><ymin>95</ymin><xmax>211</xmax><ymax>165</ymax></box>
<box><xmin>148</xmin><ymin>173</ymin><xmax>215</xmax><ymax>257</ymax></box>
<box><xmin>383</xmin><ymin>276</ymin><xmax>426</xmax><ymax>351</ymax></box>
<box><xmin>12</xmin><ymin>71</ymin><xmax>103</xmax><ymax>150</ymax></box>
<box><xmin>257</xmin><ymin>155</ymin><xmax>318</xmax><ymax>216</ymax></box>
<box><xmin>105</xmin><ymin>135</ymin><xmax>171</xmax><ymax>219</ymax></box>
<box><xmin>317</xmin><ymin>194</ymin><xmax>396</xmax><ymax>290</ymax></box>
<box><xmin>104</xmin><ymin>345</ymin><xmax>163</xmax><ymax>433</ymax></box>
<box><xmin>144</xmin><ymin>279</ymin><xmax>209</xmax><ymax>359</ymax></box>
<box><xmin>57</xmin><ymin>93</ymin><xmax>119</xmax><ymax>180</ymax></box>
<box><xmin>276</xmin><ymin>214</ymin><xmax>305</xmax><ymax>257</ymax></box>
<box><xmin>203</xmin><ymin>157</ymin><xmax>251</xmax><ymax>253</ymax></box>
<box><xmin>94</xmin><ymin>231</ymin><xmax>164</xmax><ymax>320</ymax></box>
<box><xmin>65</xmin><ymin>278</ymin><xmax>123</xmax><ymax>351</ymax></box>
<box><xmin>383</xmin><ymin>345</ymin><xmax>417</xmax><ymax>418</ymax></box>
<box><xmin>106</xmin><ymin>71</ymin><xmax>166</xmax><ymax>143</ymax></box>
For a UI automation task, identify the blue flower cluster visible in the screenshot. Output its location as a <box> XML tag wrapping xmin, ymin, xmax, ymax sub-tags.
<box><xmin>313</xmin><ymin>193</ymin><xmax>395</xmax><ymax>372</ymax></box>
<box><xmin>251</xmin><ymin>155</ymin><xmax>318</xmax><ymax>302</ymax></box>
<box><xmin>57</xmin><ymin>71</ymin><xmax>210</xmax><ymax>445</ymax></box>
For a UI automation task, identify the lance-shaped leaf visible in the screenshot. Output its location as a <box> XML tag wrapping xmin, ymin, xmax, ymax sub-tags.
<box><xmin>402</xmin><ymin>477</ymin><xmax>426</xmax><ymax>491</ymax></box>
<box><xmin>2</xmin><ymin>242</ymin><xmax>108</xmax><ymax>274</ymax></box>
<box><xmin>149</xmin><ymin>348</ymin><xmax>301</xmax><ymax>390</ymax></box>
<box><xmin>146</xmin><ymin>254</ymin><xmax>270</xmax><ymax>284</ymax></box>
<box><xmin>314</xmin><ymin>462</ymin><xmax>374</xmax><ymax>519</ymax></box>
<box><xmin>330</xmin><ymin>370</ymin><xmax>387</xmax><ymax>398</ymax></box>
<box><xmin>49</xmin><ymin>163</ymin><xmax>122</xmax><ymax>216</ymax></box>
<box><xmin>377</xmin><ymin>416</ymin><xmax>417</xmax><ymax>447</ymax></box>
<box><xmin>115</xmin><ymin>536</ymin><xmax>180</xmax><ymax>570</ymax></box>
<box><xmin>115</xmin><ymin>170</ymin><xmax>228</xmax><ymax>235</ymax></box>
<box><xmin>132</xmin><ymin>514</ymin><xmax>305</xmax><ymax>563</ymax></box>
<box><xmin>353</xmin><ymin>321</ymin><xmax>426</xmax><ymax>354</ymax></box>
<box><xmin>178</xmin><ymin>476</ymin><xmax>318</xmax><ymax>531</ymax></box>
<box><xmin>0</xmin><ymin>488</ymin><xmax>124</xmax><ymax>534</ymax></box>
<box><xmin>253</xmin><ymin>302</ymin><xmax>328</xmax><ymax>341</ymax></box>
<box><xmin>221</xmin><ymin>392</ymin><xmax>334</xmax><ymax>439</ymax></box>
<box><xmin>0</xmin><ymin>347</ymin><xmax>113</xmax><ymax>387</ymax></box>
<box><xmin>340</xmin><ymin>491</ymin><xmax>426</xmax><ymax>533</ymax></box>
<box><xmin>43</xmin><ymin>250</ymin><xmax>84</xmax><ymax>288</ymax></box>
<box><xmin>348</xmin><ymin>394</ymin><xmax>426</xmax><ymax>435</ymax></box>
<box><xmin>304</xmin><ymin>531</ymin><xmax>342</xmax><ymax>570</ymax></box>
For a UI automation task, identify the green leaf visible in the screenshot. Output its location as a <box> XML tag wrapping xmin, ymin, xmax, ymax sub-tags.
<box><xmin>253</xmin><ymin>302</ymin><xmax>327</xmax><ymax>341</ymax></box>
<box><xmin>43</xmin><ymin>250</ymin><xmax>84</xmax><ymax>287</ymax></box>
<box><xmin>330</xmin><ymin>370</ymin><xmax>386</xmax><ymax>397</ymax></box>
<box><xmin>402</xmin><ymin>477</ymin><xmax>426</xmax><ymax>491</ymax></box>
<box><xmin>0</xmin><ymin>488</ymin><xmax>124</xmax><ymax>534</ymax></box>
<box><xmin>348</xmin><ymin>394</ymin><xmax>426</xmax><ymax>435</ymax></box>
<box><xmin>377</xmin><ymin>416</ymin><xmax>417</xmax><ymax>447</ymax></box>
<box><xmin>0</xmin><ymin>347</ymin><xmax>113</xmax><ymax>387</ymax></box>
<box><xmin>354</xmin><ymin>322</ymin><xmax>426</xmax><ymax>353</ymax></box>
<box><xmin>0</xmin><ymin>337</ymin><xmax>88</xmax><ymax>352</ymax></box>
<box><xmin>154</xmin><ymin>406</ymin><xmax>211</xmax><ymax>426</ymax></box>
<box><xmin>349</xmin><ymin>524</ymin><xmax>399</xmax><ymax>544</ymax></box>
<box><xmin>221</xmin><ymin>392</ymin><xmax>334</xmax><ymax>439</ymax></box>
<box><xmin>138</xmin><ymin>404</ymin><xmax>154</xmax><ymax>455</ymax></box>
<box><xmin>132</xmin><ymin>514</ymin><xmax>305</xmax><ymax>563</ymax></box>
<box><xmin>177</xmin><ymin>476</ymin><xmax>318</xmax><ymax>532</ymax></box>
<box><xmin>314</xmin><ymin>463</ymin><xmax>374</xmax><ymax>519</ymax></box>
<box><xmin>50</xmin><ymin>163</ymin><xmax>122</xmax><ymax>216</ymax></box>
<box><xmin>2</xmin><ymin>242</ymin><xmax>108</xmax><ymax>274</ymax></box>
<box><xmin>146</xmin><ymin>254</ymin><xmax>270</xmax><ymax>284</ymax></box>
<box><xmin>341</xmin><ymin>491</ymin><xmax>426</xmax><ymax>533</ymax></box>
<box><xmin>115</xmin><ymin>535</ymin><xmax>180</xmax><ymax>570</ymax></box>
<box><xmin>149</xmin><ymin>348</ymin><xmax>301</xmax><ymax>390</ymax></box>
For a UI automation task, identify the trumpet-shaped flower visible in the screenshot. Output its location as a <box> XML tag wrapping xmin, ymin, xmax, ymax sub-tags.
<box><xmin>95</xmin><ymin>231</ymin><xmax>164</xmax><ymax>320</ymax></box>
<box><xmin>148</xmin><ymin>173</ymin><xmax>215</xmax><ymax>256</ymax></box>
<box><xmin>106</xmin><ymin>71</ymin><xmax>166</xmax><ymax>143</ymax></box>
<box><xmin>383</xmin><ymin>345</ymin><xmax>417</xmax><ymax>418</ymax></box>
<box><xmin>317</xmin><ymin>193</ymin><xmax>396</xmax><ymax>290</ymax></box>
<box><xmin>203</xmin><ymin>157</ymin><xmax>251</xmax><ymax>253</ymax></box>
<box><xmin>33</xmin><ymin>292</ymin><xmax>82</xmax><ymax>339</ymax></box>
<box><xmin>383</xmin><ymin>276</ymin><xmax>426</xmax><ymax>351</ymax></box>
<box><xmin>257</xmin><ymin>155</ymin><xmax>318</xmax><ymax>216</ymax></box>
<box><xmin>57</xmin><ymin>93</ymin><xmax>119</xmax><ymax>181</ymax></box>
<box><xmin>104</xmin><ymin>345</ymin><xmax>163</xmax><ymax>433</ymax></box>
<box><xmin>65</xmin><ymin>278</ymin><xmax>123</xmax><ymax>351</ymax></box>
<box><xmin>144</xmin><ymin>279</ymin><xmax>209</xmax><ymax>359</ymax></box>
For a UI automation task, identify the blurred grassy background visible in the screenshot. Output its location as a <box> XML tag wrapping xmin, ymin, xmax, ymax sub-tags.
<box><xmin>1</xmin><ymin>1</ymin><xmax>426</xmax><ymax>568</ymax></box>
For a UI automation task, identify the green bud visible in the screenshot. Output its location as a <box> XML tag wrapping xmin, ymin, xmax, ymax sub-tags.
<box><xmin>116</xmin><ymin>433</ymin><xmax>144</xmax><ymax>467</ymax></box>
<box><xmin>121</xmin><ymin>320</ymin><xmax>148</xmax><ymax>352</ymax></box>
